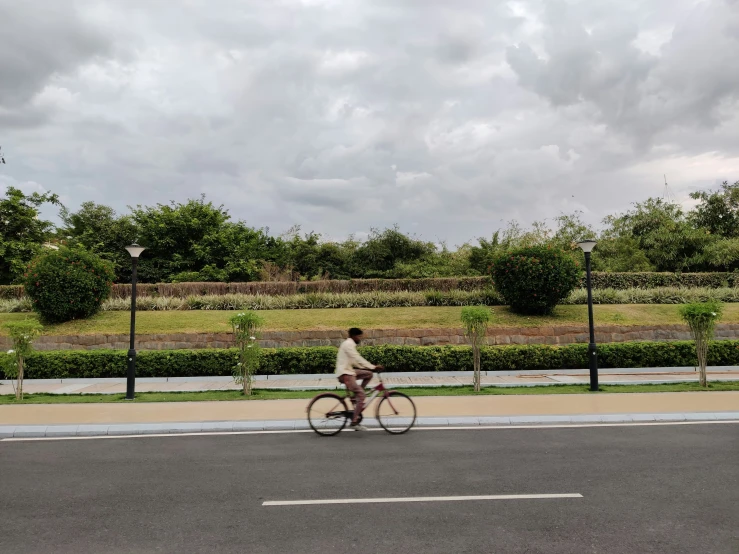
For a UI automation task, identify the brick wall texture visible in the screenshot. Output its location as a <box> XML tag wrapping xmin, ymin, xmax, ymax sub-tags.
<box><xmin>3</xmin><ymin>324</ymin><xmax>739</xmax><ymax>351</ymax></box>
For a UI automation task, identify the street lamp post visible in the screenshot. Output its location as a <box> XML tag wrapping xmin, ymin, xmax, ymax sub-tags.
<box><xmin>125</xmin><ymin>244</ymin><xmax>146</xmax><ymax>400</ymax></box>
<box><xmin>577</xmin><ymin>240</ymin><xmax>599</xmax><ymax>391</ymax></box>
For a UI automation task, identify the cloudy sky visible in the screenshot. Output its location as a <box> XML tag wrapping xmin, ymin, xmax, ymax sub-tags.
<box><xmin>2</xmin><ymin>0</ymin><xmax>739</xmax><ymax>245</ymax></box>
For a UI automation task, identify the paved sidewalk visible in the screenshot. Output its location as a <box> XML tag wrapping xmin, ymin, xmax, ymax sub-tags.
<box><xmin>1</xmin><ymin>390</ymin><xmax>737</xmax><ymax>424</ymax></box>
<box><xmin>2</xmin><ymin>366</ymin><xmax>738</xmax><ymax>395</ymax></box>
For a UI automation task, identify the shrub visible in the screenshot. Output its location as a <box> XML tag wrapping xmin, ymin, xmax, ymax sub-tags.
<box><xmin>22</xmin><ymin>247</ymin><xmax>115</xmax><ymax>323</ymax></box>
<box><xmin>230</xmin><ymin>311</ymin><xmax>264</xmax><ymax>395</ymax></box>
<box><xmin>9</xmin><ymin>340</ymin><xmax>739</xmax><ymax>380</ymax></box>
<box><xmin>491</xmin><ymin>246</ymin><xmax>581</xmax><ymax>315</ymax></box>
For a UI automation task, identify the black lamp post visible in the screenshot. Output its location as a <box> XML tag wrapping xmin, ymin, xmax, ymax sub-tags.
<box><xmin>577</xmin><ymin>239</ymin><xmax>599</xmax><ymax>391</ymax></box>
<box><xmin>125</xmin><ymin>244</ymin><xmax>146</xmax><ymax>400</ymax></box>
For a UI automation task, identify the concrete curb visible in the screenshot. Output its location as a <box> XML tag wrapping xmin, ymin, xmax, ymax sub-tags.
<box><xmin>1</xmin><ymin>412</ymin><xmax>737</xmax><ymax>438</ymax></box>
<box><xmin>4</xmin><ymin>366</ymin><xmax>738</xmax><ymax>386</ymax></box>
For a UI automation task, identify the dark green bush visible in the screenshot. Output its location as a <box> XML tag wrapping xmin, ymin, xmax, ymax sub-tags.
<box><xmin>491</xmin><ymin>246</ymin><xmax>582</xmax><ymax>315</ymax></box>
<box><xmin>22</xmin><ymin>247</ymin><xmax>115</xmax><ymax>323</ymax></box>
<box><xmin>10</xmin><ymin>340</ymin><xmax>738</xmax><ymax>380</ymax></box>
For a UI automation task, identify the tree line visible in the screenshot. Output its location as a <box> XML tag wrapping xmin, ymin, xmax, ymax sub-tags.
<box><xmin>1</xmin><ymin>180</ymin><xmax>738</xmax><ymax>285</ymax></box>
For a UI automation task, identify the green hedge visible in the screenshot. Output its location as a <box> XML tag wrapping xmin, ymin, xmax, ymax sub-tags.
<box><xmin>6</xmin><ymin>341</ymin><xmax>739</xmax><ymax>380</ymax></box>
<box><xmin>588</xmin><ymin>272</ymin><xmax>739</xmax><ymax>290</ymax></box>
<box><xmin>3</xmin><ymin>273</ymin><xmax>739</xmax><ymax>300</ymax></box>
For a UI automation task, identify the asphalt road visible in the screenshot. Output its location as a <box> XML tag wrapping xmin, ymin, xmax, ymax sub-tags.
<box><xmin>1</xmin><ymin>423</ymin><xmax>737</xmax><ymax>554</ymax></box>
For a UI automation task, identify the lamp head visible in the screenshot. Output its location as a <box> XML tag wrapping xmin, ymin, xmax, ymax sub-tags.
<box><xmin>577</xmin><ymin>239</ymin><xmax>597</xmax><ymax>254</ymax></box>
<box><xmin>125</xmin><ymin>243</ymin><xmax>146</xmax><ymax>259</ymax></box>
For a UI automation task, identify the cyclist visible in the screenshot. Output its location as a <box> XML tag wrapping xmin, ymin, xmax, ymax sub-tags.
<box><xmin>335</xmin><ymin>327</ymin><xmax>384</xmax><ymax>431</ymax></box>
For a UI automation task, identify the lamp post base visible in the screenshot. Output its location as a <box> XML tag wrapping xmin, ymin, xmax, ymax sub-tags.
<box><xmin>588</xmin><ymin>342</ymin><xmax>599</xmax><ymax>392</ymax></box>
<box><xmin>126</xmin><ymin>349</ymin><xmax>136</xmax><ymax>400</ymax></box>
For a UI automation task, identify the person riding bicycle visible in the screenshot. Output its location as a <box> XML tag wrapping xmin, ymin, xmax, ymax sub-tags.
<box><xmin>336</xmin><ymin>327</ymin><xmax>384</xmax><ymax>431</ymax></box>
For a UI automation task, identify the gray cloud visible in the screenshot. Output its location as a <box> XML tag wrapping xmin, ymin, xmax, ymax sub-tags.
<box><xmin>0</xmin><ymin>0</ymin><xmax>111</xmax><ymax>110</ymax></box>
<box><xmin>1</xmin><ymin>0</ymin><xmax>738</xmax><ymax>245</ymax></box>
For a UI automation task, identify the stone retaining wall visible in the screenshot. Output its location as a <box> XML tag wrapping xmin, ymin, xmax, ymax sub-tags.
<box><xmin>3</xmin><ymin>324</ymin><xmax>739</xmax><ymax>351</ymax></box>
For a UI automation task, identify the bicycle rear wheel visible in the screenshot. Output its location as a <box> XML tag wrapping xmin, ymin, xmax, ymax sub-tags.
<box><xmin>376</xmin><ymin>391</ymin><xmax>417</xmax><ymax>434</ymax></box>
<box><xmin>307</xmin><ymin>393</ymin><xmax>350</xmax><ymax>436</ymax></box>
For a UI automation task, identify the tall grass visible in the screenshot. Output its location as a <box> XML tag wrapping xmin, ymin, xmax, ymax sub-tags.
<box><xmin>4</xmin><ymin>287</ymin><xmax>739</xmax><ymax>313</ymax></box>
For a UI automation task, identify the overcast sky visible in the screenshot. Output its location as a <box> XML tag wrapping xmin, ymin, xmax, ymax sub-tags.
<box><xmin>2</xmin><ymin>0</ymin><xmax>739</xmax><ymax>245</ymax></box>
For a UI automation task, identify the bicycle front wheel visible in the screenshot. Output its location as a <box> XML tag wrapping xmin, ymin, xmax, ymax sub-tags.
<box><xmin>307</xmin><ymin>393</ymin><xmax>349</xmax><ymax>436</ymax></box>
<box><xmin>376</xmin><ymin>391</ymin><xmax>417</xmax><ymax>434</ymax></box>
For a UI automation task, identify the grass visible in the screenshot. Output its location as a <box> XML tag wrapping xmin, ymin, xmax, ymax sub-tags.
<box><xmin>3</xmin><ymin>304</ymin><xmax>739</xmax><ymax>336</ymax></box>
<box><xmin>1</xmin><ymin>381</ymin><xmax>737</xmax><ymax>404</ymax></box>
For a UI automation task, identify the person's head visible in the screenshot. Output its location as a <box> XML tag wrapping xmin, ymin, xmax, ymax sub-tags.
<box><xmin>348</xmin><ymin>327</ymin><xmax>363</xmax><ymax>344</ymax></box>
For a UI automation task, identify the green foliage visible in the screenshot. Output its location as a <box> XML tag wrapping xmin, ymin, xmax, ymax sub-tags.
<box><xmin>461</xmin><ymin>307</ymin><xmax>492</xmax><ymax>338</ymax></box>
<box><xmin>0</xmin><ymin>186</ymin><xmax>60</xmax><ymax>285</ymax></box>
<box><xmin>59</xmin><ymin>202</ymin><xmax>138</xmax><ymax>282</ymax></box>
<box><xmin>606</xmin><ymin>198</ymin><xmax>712</xmax><ymax>272</ymax></box>
<box><xmin>679</xmin><ymin>301</ymin><xmax>723</xmax><ymax>331</ymax></box>
<box><xmin>351</xmin><ymin>226</ymin><xmax>436</xmax><ymax>276</ymax></box>
<box><xmin>491</xmin><ymin>246</ymin><xmax>581</xmax><ymax>315</ymax></box>
<box><xmin>689</xmin><ymin>181</ymin><xmax>739</xmax><ymax>238</ymax></box>
<box><xmin>22</xmin><ymin>247</ymin><xmax>115</xmax><ymax>323</ymax></box>
<box><xmin>2</xmin><ymin>319</ymin><xmax>43</xmax><ymax>399</ymax></box>
<box><xmin>229</xmin><ymin>311</ymin><xmax>265</xmax><ymax>394</ymax></box>
<box><xmin>11</xmin><ymin>340</ymin><xmax>739</xmax><ymax>380</ymax></box>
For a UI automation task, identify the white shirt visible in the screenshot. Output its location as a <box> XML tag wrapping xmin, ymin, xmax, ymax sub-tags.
<box><xmin>335</xmin><ymin>338</ymin><xmax>376</xmax><ymax>377</ymax></box>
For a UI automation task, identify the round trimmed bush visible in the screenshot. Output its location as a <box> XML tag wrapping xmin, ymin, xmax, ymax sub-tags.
<box><xmin>491</xmin><ymin>245</ymin><xmax>581</xmax><ymax>315</ymax></box>
<box><xmin>22</xmin><ymin>247</ymin><xmax>115</xmax><ymax>323</ymax></box>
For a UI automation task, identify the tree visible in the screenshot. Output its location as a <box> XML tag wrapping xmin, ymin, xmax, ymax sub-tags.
<box><xmin>461</xmin><ymin>307</ymin><xmax>492</xmax><ymax>392</ymax></box>
<box><xmin>607</xmin><ymin>198</ymin><xmax>711</xmax><ymax>271</ymax></box>
<box><xmin>1</xmin><ymin>320</ymin><xmax>43</xmax><ymax>400</ymax></box>
<box><xmin>130</xmin><ymin>196</ymin><xmax>232</xmax><ymax>283</ymax></box>
<box><xmin>679</xmin><ymin>301</ymin><xmax>722</xmax><ymax>387</ymax></box>
<box><xmin>0</xmin><ymin>186</ymin><xmax>60</xmax><ymax>284</ymax></box>
<box><xmin>60</xmin><ymin>202</ymin><xmax>138</xmax><ymax>282</ymax></box>
<box><xmin>689</xmin><ymin>181</ymin><xmax>739</xmax><ymax>238</ymax></box>
<box><xmin>351</xmin><ymin>226</ymin><xmax>436</xmax><ymax>277</ymax></box>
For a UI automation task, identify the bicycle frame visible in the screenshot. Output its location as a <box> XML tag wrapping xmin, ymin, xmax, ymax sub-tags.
<box><xmin>349</xmin><ymin>373</ymin><xmax>402</xmax><ymax>416</ymax></box>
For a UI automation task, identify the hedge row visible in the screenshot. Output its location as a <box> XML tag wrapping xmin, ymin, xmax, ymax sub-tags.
<box><xmin>3</xmin><ymin>273</ymin><xmax>739</xmax><ymax>300</ymax></box>
<box><xmin>4</xmin><ymin>341</ymin><xmax>736</xmax><ymax>380</ymax></box>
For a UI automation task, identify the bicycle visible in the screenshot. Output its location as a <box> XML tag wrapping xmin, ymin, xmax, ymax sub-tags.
<box><xmin>306</xmin><ymin>371</ymin><xmax>417</xmax><ymax>436</ymax></box>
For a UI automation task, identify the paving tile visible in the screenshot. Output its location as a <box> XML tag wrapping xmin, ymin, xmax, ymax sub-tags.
<box><xmin>415</xmin><ymin>417</ymin><xmax>449</xmax><ymax>427</ymax></box>
<box><xmin>201</xmin><ymin>421</ymin><xmax>235</xmax><ymax>432</ymax></box>
<box><xmin>232</xmin><ymin>421</ymin><xmax>266</xmax><ymax>431</ymax></box>
<box><xmin>709</xmin><ymin>412</ymin><xmax>739</xmax><ymax>420</ymax></box>
<box><xmin>510</xmin><ymin>415</ymin><xmax>573</xmax><ymax>424</ymax></box>
<box><xmin>77</xmin><ymin>425</ymin><xmax>109</xmax><ymax>436</ymax></box>
<box><xmin>0</xmin><ymin>426</ymin><xmax>16</xmax><ymax>438</ymax></box>
<box><xmin>167</xmin><ymin>423</ymin><xmax>204</xmax><ymax>433</ymax></box>
<box><xmin>447</xmin><ymin>417</ymin><xmax>479</xmax><ymax>426</ymax></box>
<box><xmin>44</xmin><ymin>425</ymin><xmax>80</xmax><ymax>437</ymax></box>
<box><xmin>13</xmin><ymin>426</ymin><xmax>47</xmax><ymax>438</ymax></box>
<box><xmin>107</xmin><ymin>423</ymin><xmax>173</xmax><ymax>435</ymax></box>
<box><xmin>683</xmin><ymin>413</ymin><xmax>717</xmax><ymax>421</ymax></box>
<box><xmin>568</xmin><ymin>415</ymin><xmax>603</xmax><ymax>423</ymax></box>
<box><xmin>654</xmin><ymin>413</ymin><xmax>686</xmax><ymax>421</ymax></box>
<box><xmin>477</xmin><ymin>417</ymin><xmax>512</xmax><ymax>425</ymax></box>
<box><xmin>630</xmin><ymin>414</ymin><xmax>657</xmax><ymax>422</ymax></box>
<box><xmin>263</xmin><ymin>420</ymin><xmax>296</xmax><ymax>430</ymax></box>
<box><xmin>600</xmin><ymin>414</ymin><xmax>634</xmax><ymax>423</ymax></box>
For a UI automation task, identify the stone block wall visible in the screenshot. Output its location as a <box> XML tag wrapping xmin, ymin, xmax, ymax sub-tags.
<box><xmin>3</xmin><ymin>324</ymin><xmax>739</xmax><ymax>351</ymax></box>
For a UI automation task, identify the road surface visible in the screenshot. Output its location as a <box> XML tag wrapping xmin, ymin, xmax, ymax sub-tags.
<box><xmin>1</xmin><ymin>423</ymin><xmax>737</xmax><ymax>553</ymax></box>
